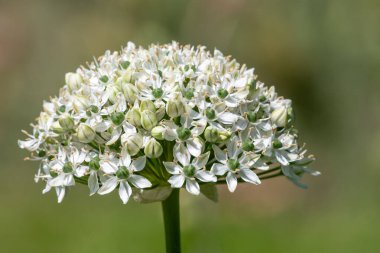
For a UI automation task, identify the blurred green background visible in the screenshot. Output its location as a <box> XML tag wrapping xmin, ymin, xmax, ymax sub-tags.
<box><xmin>1</xmin><ymin>0</ymin><xmax>379</xmax><ymax>252</ymax></box>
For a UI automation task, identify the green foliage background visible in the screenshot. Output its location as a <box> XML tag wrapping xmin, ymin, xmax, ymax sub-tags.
<box><xmin>1</xmin><ymin>0</ymin><xmax>379</xmax><ymax>252</ymax></box>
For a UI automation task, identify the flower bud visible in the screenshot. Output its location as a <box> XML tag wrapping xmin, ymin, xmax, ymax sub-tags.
<box><xmin>271</xmin><ymin>106</ymin><xmax>288</xmax><ymax>127</ymax></box>
<box><xmin>204</xmin><ymin>126</ymin><xmax>219</xmax><ymax>143</ymax></box>
<box><xmin>140</xmin><ymin>100</ymin><xmax>156</xmax><ymax>112</ymax></box>
<box><xmin>72</xmin><ymin>95</ymin><xmax>90</xmax><ymax>112</ymax></box>
<box><xmin>121</xmin><ymin>83</ymin><xmax>138</xmax><ymax>104</ymax></box>
<box><xmin>151</xmin><ymin>126</ymin><xmax>165</xmax><ymax>140</ymax></box>
<box><xmin>166</xmin><ymin>99</ymin><xmax>185</xmax><ymax>118</ymax></box>
<box><xmin>218</xmin><ymin>130</ymin><xmax>231</xmax><ymax>142</ymax></box>
<box><xmin>141</xmin><ymin>110</ymin><xmax>158</xmax><ymax>131</ymax></box>
<box><xmin>77</xmin><ymin>123</ymin><xmax>96</xmax><ymax>143</ymax></box>
<box><xmin>122</xmin><ymin>133</ymin><xmax>143</xmax><ymax>155</ymax></box>
<box><xmin>126</xmin><ymin>108</ymin><xmax>141</xmax><ymax>127</ymax></box>
<box><xmin>144</xmin><ymin>138</ymin><xmax>163</xmax><ymax>158</ymax></box>
<box><xmin>106</xmin><ymin>85</ymin><xmax>121</xmax><ymax>104</ymax></box>
<box><xmin>51</xmin><ymin>121</ymin><xmax>65</xmax><ymax>134</ymax></box>
<box><xmin>65</xmin><ymin>72</ymin><xmax>82</xmax><ymax>91</ymax></box>
<box><xmin>58</xmin><ymin>114</ymin><xmax>75</xmax><ymax>130</ymax></box>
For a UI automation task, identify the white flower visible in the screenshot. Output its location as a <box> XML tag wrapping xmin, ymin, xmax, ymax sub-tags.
<box><xmin>211</xmin><ymin>137</ymin><xmax>261</xmax><ymax>192</ymax></box>
<box><xmin>164</xmin><ymin>151</ymin><xmax>216</xmax><ymax>195</ymax></box>
<box><xmin>98</xmin><ymin>153</ymin><xmax>152</xmax><ymax>204</ymax></box>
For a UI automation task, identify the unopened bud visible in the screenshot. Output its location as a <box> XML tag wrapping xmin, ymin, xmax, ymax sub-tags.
<box><xmin>140</xmin><ymin>100</ymin><xmax>156</xmax><ymax>112</ymax></box>
<box><xmin>151</xmin><ymin>126</ymin><xmax>165</xmax><ymax>140</ymax></box>
<box><xmin>58</xmin><ymin>114</ymin><xmax>75</xmax><ymax>130</ymax></box>
<box><xmin>122</xmin><ymin>133</ymin><xmax>143</xmax><ymax>156</ymax></box>
<box><xmin>271</xmin><ymin>106</ymin><xmax>288</xmax><ymax>127</ymax></box>
<box><xmin>141</xmin><ymin>110</ymin><xmax>158</xmax><ymax>131</ymax></box>
<box><xmin>77</xmin><ymin>123</ymin><xmax>96</xmax><ymax>143</ymax></box>
<box><xmin>166</xmin><ymin>99</ymin><xmax>185</xmax><ymax>118</ymax></box>
<box><xmin>65</xmin><ymin>72</ymin><xmax>82</xmax><ymax>91</ymax></box>
<box><xmin>126</xmin><ymin>108</ymin><xmax>141</xmax><ymax>127</ymax></box>
<box><xmin>51</xmin><ymin>121</ymin><xmax>65</xmax><ymax>134</ymax></box>
<box><xmin>204</xmin><ymin>126</ymin><xmax>219</xmax><ymax>143</ymax></box>
<box><xmin>144</xmin><ymin>138</ymin><xmax>163</xmax><ymax>158</ymax></box>
<box><xmin>121</xmin><ymin>83</ymin><xmax>138</xmax><ymax>104</ymax></box>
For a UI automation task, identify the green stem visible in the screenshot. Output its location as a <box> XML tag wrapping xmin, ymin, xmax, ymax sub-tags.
<box><xmin>161</xmin><ymin>188</ymin><xmax>181</xmax><ymax>253</ymax></box>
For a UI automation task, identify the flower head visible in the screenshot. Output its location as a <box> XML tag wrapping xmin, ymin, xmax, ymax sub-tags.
<box><xmin>19</xmin><ymin>42</ymin><xmax>318</xmax><ymax>204</ymax></box>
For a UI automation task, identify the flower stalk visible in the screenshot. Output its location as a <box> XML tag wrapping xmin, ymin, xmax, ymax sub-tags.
<box><xmin>161</xmin><ymin>188</ymin><xmax>181</xmax><ymax>253</ymax></box>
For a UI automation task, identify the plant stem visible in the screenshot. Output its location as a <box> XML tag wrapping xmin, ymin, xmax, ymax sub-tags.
<box><xmin>161</xmin><ymin>188</ymin><xmax>181</xmax><ymax>253</ymax></box>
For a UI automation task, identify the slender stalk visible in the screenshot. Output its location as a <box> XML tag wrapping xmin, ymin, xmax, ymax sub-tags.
<box><xmin>161</xmin><ymin>188</ymin><xmax>181</xmax><ymax>253</ymax></box>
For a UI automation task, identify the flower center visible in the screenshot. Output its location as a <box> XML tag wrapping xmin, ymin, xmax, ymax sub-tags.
<box><xmin>176</xmin><ymin>127</ymin><xmax>191</xmax><ymax>140</ymax></box>
<box><xmin>89</xmin><ymin>156</ymin><xmax>100</xmax><ymax>171</ymax></box>
<box><xmin>217</xmin><ymin>88</ymin><xmax>228</xmax><ymax>99</ymax></box>
<box><xmin>152</xmin><ymin>88</ymin><xmax>164</xmax><ymax>99</ymax></box>
<box><xmin>272</xmin><ymin>139</ymin><xmax>283</xmax><ymax>149</ymax></box>
<box><xmin>242</xmin><ymin>140</ymin><xmax>254</xmax><ymax>151</ymax></box>
<box><xmin>111</xmin><ymin>112</ymin><xmax>125</xmax><ymax>125</ymax></box>
<box><xmin>183</xmin><ymin>165</ymin><xmax>196</xmax><ymax>177</ymax></box>
<box><xmin>63</xmin><ymin>162</ymin><xmax>73</xmax><ymax>173</ymax></box>
<box><xmin>205</xmin><ymin>109</ymin><xmax>216</xmax><ymax>120</ymax></box>
<box><xmin>183</xmin><ymin>89</ymin><xmax>194</xmax><ymax>100</ymax></box>
<box><xmin>116</xmin><ymin>166</ymin><xmax>130</xmax><ymax>179</ymax></box>
<box><xmin>227</xmin><ymin>159</ymin><xmax>239</xmax><ymax>171</ymax></box>
<box><xmin>99</xmin><ymin>75</ymin><xmax>109</xmax><ymax>83</ymax></box>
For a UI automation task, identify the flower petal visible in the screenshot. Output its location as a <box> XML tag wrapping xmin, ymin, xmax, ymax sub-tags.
<box><xmin>119</xmin><ymin>181</ymin><xmax>132</xmax><ymax>204</ymax></box>
<box><xmin>212</xmin><ymin>145</ymin><xmax>227</xmax><ymax>163</ymax></box>
<box><xmin>98</xmin><ymin>177</ymin><xmax>118</xmax><ymax>195</ymax></box>
<box><xmin>218</xmin><ymin>112</ymin><xmax>238</xmax><ymax>124</ymax></box>
<box><xmin>100</xmin><ymin>160</ymin><xmax>118</xmax><ymax>174</ymax></box>
<box><xmin>226</xmin><ymin>172</ymin><xmax>237</xmax><ymax>192</ymax></box>
<box><xmin>55</xmin><ymin>186</ymin><xmax>65</xmax><ymax>203</ymax></box>
<box><xmin>88</xmin><ymin>171</ymin><xmax>99</xmax><ymax>196</ymax></box>
<box><xmin>211</xmin><ymin>163</ymin><xmax>228</xmax><ymax>176</ymax></box>
<box><xmin>168</xmin><ymin>174</ymin><xmax>185</xmax><ymax>188</ymax></box>
<box><xmin>195</xmin><ymin>170</ymin><xmax>217</xmax><ymax>182</ymax></box>
<box><xmin>185</xmin><ymin>179</ymin><xmax>200</xmax><ymax>195</ymax></box>
<box><xmin>174</xmin><ymin>143</ymin><xmax>190</xmax><ymax>166</ymax></box>
<box><xmin>131</xmin><ymin>156</ymin><xmax>146</xmax><ymax>171</ymax></box>
<box><xmin>163</xmin><ymin>162</ymin><xmax>182</xmax><ymax>174</ymax></box>
<box><xmin>239</xmin><ymin>169</ymin><xmax>261</xmax><ymax>185</ymax></box>
<box><xmin>193</xmin><ymin>151</ymin><xmax>210</xmax><ymax>169</ymax></box>
<box><xmin>128</xmin><ymin>174</ymin><xmax>152</xmax><ymax>188</ymax></box>
<box><xmin>186</xmin><ymin>138</ymin><xmax>202</xmax><ymax>157</ymax></box>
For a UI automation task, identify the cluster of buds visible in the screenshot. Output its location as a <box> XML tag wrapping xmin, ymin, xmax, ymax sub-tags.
<box><xmin>18</xmin><ymin>42</ymin><xmax>318</xmax><ymax>204</ymax></box>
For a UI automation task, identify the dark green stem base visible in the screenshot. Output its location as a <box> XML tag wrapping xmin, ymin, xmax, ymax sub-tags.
<box><xmin>161</xmin><ymin>188</ymin><xmax>181</xmax><ymax>253</ymax></box>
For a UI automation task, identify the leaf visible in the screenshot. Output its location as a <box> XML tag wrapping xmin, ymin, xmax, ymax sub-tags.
<box><xmin>200</xmin><ymin>184</ymin><xmax>219</xmax><ymax>203</ymax></box>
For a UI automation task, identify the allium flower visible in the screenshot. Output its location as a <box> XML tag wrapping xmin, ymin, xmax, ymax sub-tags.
<box><xmin>18</xmin><ymin>41</ymin><xmax>318</xmax><ymax>204</ymax></box>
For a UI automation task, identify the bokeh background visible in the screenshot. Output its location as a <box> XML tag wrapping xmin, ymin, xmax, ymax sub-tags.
<box><xmin>1</xmin><ymin>0</ymin><xmax>379</xmax><ymax>252</ymax></box>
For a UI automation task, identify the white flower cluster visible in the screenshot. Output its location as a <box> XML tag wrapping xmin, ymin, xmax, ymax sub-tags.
<box><xmin>18</xmin><ymin>42</ymin><xmax>318</xmax><ymax>204</ymax></box>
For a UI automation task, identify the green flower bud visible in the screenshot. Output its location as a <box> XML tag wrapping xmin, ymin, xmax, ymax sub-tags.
<box><xmin>120</xmin><ymin>60</ymin><xmax>130</xmax><ymax>69</ymax></box>
<box><xmin>121</xmin><ymin>83</ymin><xmax>138</xmax><ymax>104</ymax></box>
<box><xmin>144</xmin><ymin>138</ymin><xmax>163</xmax><ymax>158</ymax></box>
<box><xmin>126</xmin><ymin>108</ymin><xmax>141</xmax><ymax>127</ymax></box>
<box><xmin>111</xmin><ymin>112</ymin><xmax>125</xmax><ymax>125</ymax></box>
<box><xmin>51</xmin><ymin>121</ymin><xmax>65</xmax><ymax>134</ymax></box>
<box><xmin>271</xmin><ymin>106</ymin><xmax>288</xmax><ymax>127</ymax></box>
<box><xmin>123</xmin><ymin>133</ymin><xmax>143</xmax><ymax>156</ymax></box>
<box><xmin>140</xmin><ymin>100</ymin><xmax>156</xmax><ymax>112</ymax></box>
<box><xmin>176</xmin><ymin>127</ymin><xmax>191</xmax><ymax>140</ymax></box>
<box><xmin>218</xmin><ymin>130</ymin><xmax>231</xmax><ymax>142</ymax></box>
<box><xmin>166</xmin><ymin>99</ymin><xmax>185</xmax><ymax>118</ymax></box>
<box><xmin>65</xmin><ymin>72</ymin><xmax>83</xmax><ymax>91</ymax></box>
<box><xmin>151</xmin><ymin>126</ymin><xmax>165</xmax><ymax>140</ymax></box>
<box><xmin>58</xmin><ymin>114</ymin><xmax>75</xmax><ymax>130</ymax></box>
<box><xmin>116</xmin><ymin>166</ymin><xmax>130</xmax><ymax>179</ymax></box>
<box><xmin>204</xmin><ymin>126</ymin><xmax>219</xmax><ymax>143</ymax></box>
<box><xmin>141</xmin><ymin>110</ymin><xmax>158</xmax><ymax>131</ymax></box>
<box><xmin>77</xmin><ymin>123</ymin><xmax>96</xmax><ymax>143</ymax></box>
<box><xmin>183</xmin><ymin>165</ymin><xmax>196</xmax><ymax>177</ymax></box>
<box><xmin>217</xmin><ymin>88</ymin><xmax>228</xmax><ymax>99</ymax></box>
